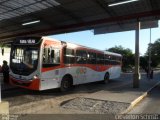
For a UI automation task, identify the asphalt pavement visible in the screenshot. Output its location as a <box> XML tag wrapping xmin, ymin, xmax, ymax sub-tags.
<box><xmin>0</xmin><ymin>71</ymin><xmax>160</xmax><ymax>120</ymax></box>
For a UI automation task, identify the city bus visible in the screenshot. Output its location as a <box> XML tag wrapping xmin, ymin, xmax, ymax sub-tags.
<box><xmin>9</xmin><ymin>37</ymin><xmax>122</xmax><ymax>91</ymax></box>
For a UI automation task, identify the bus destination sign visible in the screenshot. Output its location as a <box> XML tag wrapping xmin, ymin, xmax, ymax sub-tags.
<box><xmin>14</xmin><ymin>37</ymin><xmax>42</xmax><ymax>45</ymax></box>
<box><xmin>20</xmin><ymin>39</ymin><xmax>36</xmax><ymax>44</ymax></box>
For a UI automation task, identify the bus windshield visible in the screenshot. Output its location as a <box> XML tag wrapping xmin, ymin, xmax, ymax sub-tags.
<box><xmin>10</xmin><ymin>46</ymin><xmax>39</xmax><ymax>75</ymax></box>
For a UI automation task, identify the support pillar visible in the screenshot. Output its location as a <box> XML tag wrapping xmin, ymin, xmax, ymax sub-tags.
<box><xmin>148</xmin><ymin>28</ymin><xmax>152</xmax><ymax>80</ymax></box>
<box><xmin>133</xmin><ymin>21</ymin><xmax>140</xmax><ymax>88</ymax></box>
<box><xmin>0</xmin><ymin>73</ymin><xmax>2</xmax><ymax>103</ymax></box>
<box><xmin>0</xmin><ymin>78</ymin><xmax>1</xmax><ymax>103</ymax></box>
<box><xmin>0</xmin><ymin>74</ymin><xmax>9</xmax><ymax>115</ymax></box>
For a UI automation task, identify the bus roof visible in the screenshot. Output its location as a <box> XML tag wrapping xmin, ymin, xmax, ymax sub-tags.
<box><xmin>104</xmin><ymin>51</ymin><xmax>122</xmax><ymax>57</ymax></box>
<box><xmin>43</xmin><ymin>36</ymin><xmax>122</xmax><ymax>57</ymax></box>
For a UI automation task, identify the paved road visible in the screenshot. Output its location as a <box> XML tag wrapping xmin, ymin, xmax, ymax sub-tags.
<box><xmin>1</xmin><ymin>73</ymin><xmax>132</xmax><ymax>107</ymax></box>
<box><xmin>1</xmin><ymin>72</ymin><xmax>160</xmax><ymax>120</ymax></box>
<box><xmin>13</xmin><ymin>84</ymin><xmax>160</xmax><ymax>120</ymax></box>
<box><xmin>129</xmin><ymin>84</ymin><xmax>160</xmax><ymax>114</ymax></box>
<box><xmin>1</xmin><ymin>72</ymin><xmax>160</xmax><ymax>115</ymax></box>
<box><xmin>2</xmin><ymin>72</ymin><xmax>160</xmax><ymax>108</ymax></box>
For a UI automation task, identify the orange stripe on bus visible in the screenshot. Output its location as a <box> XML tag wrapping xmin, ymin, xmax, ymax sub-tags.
<box><xmin>10</xmin><ymin>77</ymin><xmax>40</xmax><ymax>90</ymax></box>
<box><xmin>41</xmin><ymin>64</ymin><xmax>120</xmax><ymax>73</ymax></box>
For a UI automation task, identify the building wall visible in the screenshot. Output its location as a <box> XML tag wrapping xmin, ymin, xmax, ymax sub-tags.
<box><xmin>0</xmin><ymin>48</ymin><xmax>10</xmax><ymax>66</ymax></box>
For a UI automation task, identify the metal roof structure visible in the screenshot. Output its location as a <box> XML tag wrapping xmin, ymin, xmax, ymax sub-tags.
<box><xmin>0</xmin><ymin>0</ymin><xmax>160</xmax><ymax>42</ymax></box>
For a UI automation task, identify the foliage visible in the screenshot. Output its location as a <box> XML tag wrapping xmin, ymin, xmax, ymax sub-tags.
<box><xmin>0</xmin><ymin>43</ymin><xmax>8</xmax><ymax>48</ymax></box>
<box><xmin>106</xmin><ymin>38</ymin><xmax>160</xmax><ymax>71</ymax></box>
<box><xmin>106</xmin><ymin>45</ymin><xmax>134</xmax><ymax>72</ymax></box>
<box><xmin>140</xmin><ymin>56</ymin><xmax>148</xmax><ymax>69</ymax></box>
<box><xmin>145</xmin><ymin>39</ymin><xmax>160</xmax><ymax>67</ymax></box>
<box><xmin>107</xmin><ymin>45</ymin><xmax>132</xmax><ymax>56</ymax></box>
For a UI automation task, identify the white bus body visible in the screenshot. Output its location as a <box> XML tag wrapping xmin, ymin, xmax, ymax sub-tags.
<box><xmin>10</xmin><ymin>37</ymin><xmax>122</xmax><ymax>91</ymax></box>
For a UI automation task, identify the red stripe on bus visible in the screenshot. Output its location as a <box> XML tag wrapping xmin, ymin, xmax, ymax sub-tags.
<box><xmin>41</xmin><ymin>64</ymin><xmax>120</xmax><ymax>73</ymax></box>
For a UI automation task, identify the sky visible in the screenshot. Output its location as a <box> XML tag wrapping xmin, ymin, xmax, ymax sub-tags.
<box><xmin>49</xmin><ymin>21</ymin><xmax>160</xmax><ymax>56</ymax></box>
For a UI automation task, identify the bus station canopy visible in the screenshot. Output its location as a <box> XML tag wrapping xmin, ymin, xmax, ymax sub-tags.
<box><xmin>0</xmin><ymin>0</ymin><xmax>160</xmax><ymax>42</ymax></box>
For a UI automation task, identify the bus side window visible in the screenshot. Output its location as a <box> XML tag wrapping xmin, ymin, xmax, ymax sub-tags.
<box><xmin>43</xmin><ymin>48</ymin><xmax>48</xmax><ymax>64</ymax></box>
<box><xmin>64</xmin><ymin>48</ymin><xmax>75</xmax><ymax>64</ymax></box>
<box><xmin>87</xmin><ymin>52</ymin><xmax>96</xmax><ymax>64</ymax></box>
<box><xmin>105</xmin><ymin>55</ymin><xmax>110</xmax><ymax>65</ymax></box>
<box><xmin>54</xmin><ymin>49</ymin><xmax>60</xmax><ymax>64</ymax></box>
<box><xmin>76</xmin><ymin>50</ymin><xmax>87</xmax><ymax>64</ymax></box>
<box><xmin>51</xmin><ymin>50</ymin><xmax>54</xmax><ymax>58</ymax></box>
<box><xmin>50</xmin><ymin>49</ymin><xmax>55</xmax><ymax>63</ymax></box>
<box><xmin>43</xmin><ymin>47</ymin><xmax>60</xmax><ymax>67</ymax></box>
<box><xmin>110</xmin><ymin>56</ymin><xmax>114</xmax><ymax>65</ymax></box>
<box><xmin>97</xmin><ymin>53</ymin><xmax>104</xmax><ymax>65</ymax></box>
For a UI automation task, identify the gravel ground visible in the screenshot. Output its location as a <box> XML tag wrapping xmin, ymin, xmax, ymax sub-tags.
<box><xmin>61</xmin><ymin>97</ymin><xmax>130</xmax><ymax>114</ymax></box>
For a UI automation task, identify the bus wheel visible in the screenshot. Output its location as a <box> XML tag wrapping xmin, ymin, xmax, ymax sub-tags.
<box><xmin>103</xmin><ymin>73</ymin><xmax>109</xmax><ymax>84</ymax></box>
<box><xmin>60</xmin><ymin>76</ymin><xmax>72</xmax><ymax>92</ymax></box>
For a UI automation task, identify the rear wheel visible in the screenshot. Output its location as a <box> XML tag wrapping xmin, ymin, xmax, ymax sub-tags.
<box><xmin>103</xmin><ymin>73</ymin><xmax>109</xmax><ymax>84</ymax></box>
<box><xmin>60</xmin><ymin>76</ymin><xmax>72</xmax><ymax>92</ymax></box>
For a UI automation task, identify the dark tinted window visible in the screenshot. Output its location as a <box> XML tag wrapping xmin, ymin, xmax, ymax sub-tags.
<box><xmin>87</xmin><ymin>52</ymin><xmax>96</xmax><ymax>64</ymax></box>
<box><xmin>110</xmin><ymin>55</ymin><xmax>121</xmax><ymax>65</ymax></box>
<box><xmin>105</xmin><ymin>54</ymin><xmax>111</xmax><ymax>65</ymax></box>
<box><xmin>97</xmin><ymin>53</ymin><xmax>104</xmax><ymax>64</ymax></box>
<box><xmin>76</xmin><ymin>50</ymin><xmax>87</xmax><ymax>64</ymax></box>
<box><xmin>64</xmin><ymin>48</ymin><xmax>75</xmax><ymax>64</ymax></box>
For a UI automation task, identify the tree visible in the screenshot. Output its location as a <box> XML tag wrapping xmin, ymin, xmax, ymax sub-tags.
<box><xmin>140</xmin><ymin>56</ymin><xmax>148</xmax><ymax>69</ymax></box>
<box><xmin>145</xmin><ymin>39</ymin><xmax>160</xmax><ymax>67</ymax></box>
<box><xmin>106</xmin><ymin>45</ymin><xmax>134</xmax><ymax>72</ymax></box>
<box><xmin>107</xmin><ymin>45</ymin><xmax>132</xmax><ymax>56</ymax></box>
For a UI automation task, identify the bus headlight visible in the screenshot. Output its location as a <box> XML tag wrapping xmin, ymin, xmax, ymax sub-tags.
<box><xmin>33</xmin><ymin>75</ymin><xmax>38</xmax><ymax>79</ymax></box>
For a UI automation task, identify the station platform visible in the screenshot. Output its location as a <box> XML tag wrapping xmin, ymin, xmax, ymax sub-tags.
<box><xmin>1</xmin><ymin>71</ymin><xmax>160</xmax><ymax>116</ymax></box>
<box><xmin>84</xmin><ymin>73</ymin><xmax>159</xmax><ymax>104</ymax></box>
<box><xmin>0</xmin><ymin>73</ymin><xmax>9</xmax><ymax>116</ymax></box>
<box><xmin>35</xmin><ymin>71</ymin><xmax>160</xmax><ymax>114</ymax></box>
<box><xmin>82</xmin><ymin>71</ymin><xmax>160</xmax><ymax>114</ymax></box>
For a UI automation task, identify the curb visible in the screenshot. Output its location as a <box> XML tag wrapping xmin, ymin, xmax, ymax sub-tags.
<box><xmin>0</xmin><ymin>101</ymin><xmax>9</xmax><ymax>114</ymax></box>
<box><xmin>121</xmin><ymin>81</ymin><xmax>160</xmax><ymax>114</ymax></box>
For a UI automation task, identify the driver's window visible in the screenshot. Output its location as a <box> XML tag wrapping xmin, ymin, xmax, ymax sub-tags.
<box><xmin>24</xmin><ymin>51</ymin><xmax>32</xmax><ymax>64</ymax></box>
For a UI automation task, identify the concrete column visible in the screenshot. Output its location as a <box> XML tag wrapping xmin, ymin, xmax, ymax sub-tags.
<box><xmin>0</xmin><ymin>74</ymin><xmax>9</xmax><ymax>116</ymax></box>
<box><xmin>0</xmin><ymin>73</ymin><xmax>1</xmax><ymax>103</ymax></box>
<box><xmin>148</xmin><ymin>28</ymin><xmax>152</xmax><ymax>80</ymax></box>
<box><xmin>0</xmin><ymin>101</ymin><xmax>9</xmax><ymax>114</ymax></box>
<box><xmin>133</xmin><ymin>21</ymin><xmax>141</xmax><ymax>88</ymax></box>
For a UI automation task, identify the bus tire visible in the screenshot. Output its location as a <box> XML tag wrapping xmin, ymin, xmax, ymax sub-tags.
<box><xmin>60</xmin><ymin>76</ymin><xmax>73</xmax><ymax>92</ymax></box>
<box><xmin>103</xmin><ymin>73</ymin><xmax>110</xmax><ymax>84</ymax></box>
